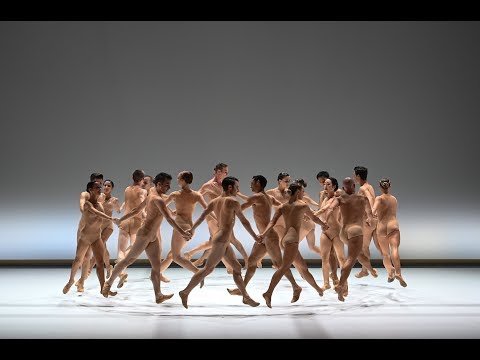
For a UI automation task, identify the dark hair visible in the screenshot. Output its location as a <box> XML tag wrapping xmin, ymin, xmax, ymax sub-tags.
<box><xmin>316</xmin><ymin>171</ymin><xmax>329</xmax><ymax>179</ymax></box>
<box><xmin>294</xmin><ymin>178</ymin><xmax>307</xmax><ymax>188</ymax></box>
<box><xmin>328</xmin><ymin>177</ymin><xmax>338</xmax><ymax>191</ymax></box>
<box><xmin>104</xmin><ymin>179</ymin><xmax>114</xmax><ymax>188</ymax></box>
<box><xmin>132</xmin><ymin>169</ymin><xmax>145</xmax><ymax>183</ymax></box>
<box><xmin>252</xmin><ymin>175</ymin><xmax>267</xmax><ymax>189</ymax></box>
<box><xmin>222</xmin><ymin>176</ymin><xmax>238</xmax><ymax>191</ymax></box>
<box><xmin>214</xmin><ymin>163</ymin><xmax>228</xmax><ymax>172</ymax></box>
<box><xmin>354</xmin><ymin>166</ymin><xmax>368</xmax><ymax>180</ymax></box>
<box><xmin>86</xmin><ymin>181</ymin><xmax>99</xmax><ymax>192</ymax></box>
<box><xmin>144</xmin><ymin>175</ymin><xmax>153</xmax><ymax>181</ymax></box>
<box><xmin>379</xmin><ymin>178</ymin><xmax>391</xmax><ymax>189</ymax></box>
<box><xmin>287</xmin><ymin>183</ymin><xmax>303</xmax><ymax>196</ymax></box>
<box><xmin>277</xmin><ymin>172</ymin><xmax>289</xmax><ymax>181</ymax></box>
<box><xmin>90</xmin><ymin>173</ymin><xmax>103</xmax><ymax>182</ymax></box>
<box><xmin>179</xmin><ymin>171</ymin><xmax>193</xmax><ymax>184</ymax></box>
<box><xmin>153</xmin><ymin>172</ymin><xmax>172</xmax><ymax>185</ymax></box>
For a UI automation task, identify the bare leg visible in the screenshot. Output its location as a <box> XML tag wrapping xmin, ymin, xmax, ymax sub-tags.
<box><xmin>263</xmin><ymin>243</ymin><xmax>301</xmax><ymax>308</ymax></box>
<box><xmin>63</xmin><ymin>240</ymin><xmax>90</xmax><ymax>294</ymax></box>
<box><xmin>192</xmin><ymin>249</ymin><xmax>210</xmax><ymax>267</ymax></box>
<box><xmin>292</xmin><ymin>252</ymin><xmax>324</xmax><ymax>296</ymax></box>
<box><xmin>336</xmin><ymin>235</ymin><xmax>363</xmax><ymax>302</ymax></box>
<box><xmin>389</xmin><ymin>230</ymin><xmax>406</xmax><ymax>287</ymax></box>
<box><xmin>76</xmin><ymin>246</ymin><xmax>92</xmax><ymax>292</ymax></box>
<box><xmin>304</xmin><ymin>229</ymin><xmax>322</xmax><ymax>257</ymax></box>
<box><xmin>228</xmin><ymin>242</ymin><xmax>267</xmax><ymax>295</ymax></box>
<box><xmin>320</xmin><ymin>233</ymin><xmax>332</xmax><ymax>290</ymax></box>
<box><xmin>222</xmin><ymin>245</ymin><xmax>259</xmax><ymax>307</ymax></box>
<box><xmin>329</xmin><ymin>248</ymin><xmax>339</xmax><ymax>284</ymax></box>
<box><xmin>356</xmin><ymin>226</ymin><xmax>374</xmax><ymax>278</ymax></box>
<box><xmin>179</xmin><ymin>239</ymin><xmax>229</xmax><ymax>309</ymax></box>
<box><xmin>230</xmin><ymin>235</ymin><xmax>249</xmax><ymax>270</ymax></box>
<box><xmin>378</xmin><ymin>233</ymin><xmax>395</xmax><ymax>281</ymax></box>
<box><xmin>102</xmin><ymin>236</ymin><xmax>148</xmax><ymax>297</ymax></box>
<box><xmin>117</xmin><ymin>229</ymin><xmax>130</xmax><ymax>279</ymax></box>
<box><xmin>90</xmin><ymin>239</ymin><xmax>114</xmax><ymax>295</ymax></box>
<box><xmin>145</xmin><ymin>239</ymin><xmax>174</xmax><ymax>303</ymax></box>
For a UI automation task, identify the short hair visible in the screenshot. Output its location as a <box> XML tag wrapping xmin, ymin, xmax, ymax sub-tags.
<box><xmin>252</xmin><ymin>175</ymin><xmax>267</xmax><ymax>189</ymax></box>
<box><xmin>86</xmin><ymin>181</ymin><xmax>98</xmax><ymax>192</ymax></box>
<box><xmin>144</xmin><ymin>175</ymin><xmax>153</xmax><ymax>181</ymax></box>
<box><xmin>153</xmin><ymin>172</ymin><xmax>172</xmax><ymax>185</ymax></box>
<box><xmin>379</xmin><ymin>178</ymin><xmax>391</xmax><ymax>189</ymax></box>
<box><xmin>222</xmin><ymin>176</ymin><xmax>238</xmax><ymax>191</ymax></box>
<box><xmin>294</xmin><ymin>178</ymin><xmax>307</xmax><ymax>188</ymax></box>
<box><xmin>287</xmin><ymin>183</ymin><xmax>303</xmax><ymax>196</ymax></box>
<box><xmin>179</xmin><ymin>171</ymin><xmax>193</xmax><ymax>184</ymax></box>
<box><xmin>316</xmin><ymin>171</ymin><xmax>329</xmax><ymax>179</ymax></box>
<box><xmin>104</xmin><ymin>179</ymin><xmax>114</xmax><ymax>188</ymax></box>
<box><xmin>132</xmin><ymin>169</ymin><xmax>145</xmax><ymax>183</ymax></box>
<box><xmin>328</xmin><ymin>177</ymin><xmax>338</xmax><ymax>191</ymax></box>
<box><xmin>90</xmin><ymin>173</ymin><xmax>103</xmax><ymax>182</ymax></box>
<box><xmin>354</xmin><ymin>166</ymin><xmax>368</xmax><ymax>180</ymax></box>
<box><xmin>214</xmin><ymin>163</ymin><xmax>228</xmax><ymax>172</ymax></box>
<box><xmin>277</xmin><ymin>172</ymin><xmax>289</xmax><ymax>181</ymax></box>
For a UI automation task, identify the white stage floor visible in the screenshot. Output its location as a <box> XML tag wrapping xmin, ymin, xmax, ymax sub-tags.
<box><xmin>0</xmin><ymin>267</ymin><xmax>479</xmax><ymax>339</ymax></box>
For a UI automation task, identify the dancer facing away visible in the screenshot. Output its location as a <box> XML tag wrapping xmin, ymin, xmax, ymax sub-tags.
<box><xmin>324</xmin><ymin>177</ymin><xmax>376</xmax><ymax>301</ymax></box>
<box><xmin>373</xmin><ymin>178</ymin><xmax>407</xmax><ymax>287</ymax></box>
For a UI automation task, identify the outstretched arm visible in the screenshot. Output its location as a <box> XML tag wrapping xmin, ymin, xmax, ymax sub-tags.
<box><xmin>84</xmin><ymin>202</ymin><xmax>112</xmax><ymax>221</ymax></box>
<box><xmin>117</xmin><ymin>198</ymin><xmax>147</xmax><ymax>223</ymax></box>
<box><xmin>260</xmin><ymin>207</ymin><xmax>282</xmax><ymax>239</ymax></box>
<box><xmin>153</xmin><ymin>198</ymin><xmax>191</xmax><ymax>239</ymax></box>
<box><xmin>269</xmin><ymin>195</ymin><xmax>282</xmax><ymax>206</ymax></box>
<box><xmin>236</xmin><ymin>191</ymin><xmax>249</xmax><ymax>201</ymax></box>
<box><xmin>240</xmin><ymin>194</ymin><xmax>256</xmax><ymax>211</ymax></box>
<box><xmin>303</xmin><ymin>193</ymin><xmax>319</xmax><ymax>208</ymax></box>
<box><xmin>191</xmin><ymin>201</ymin><xmax>215</xmax><ymax>233</ymax></box>
<box><xmin>233</xmin><ymin>202</ymin><xmax>260</xmax><ymax>243</ymax></box>
<box><xmin>305</xmin><ymin>206</ymin><xmax>328</xmax><ymax>230</ymax></box>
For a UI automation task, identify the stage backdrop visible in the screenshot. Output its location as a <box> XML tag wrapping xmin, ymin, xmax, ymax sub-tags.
<box><xmin>1</xmin><ymin>21</ymin><xmax>479</xmax><ymax>260</ymax></box>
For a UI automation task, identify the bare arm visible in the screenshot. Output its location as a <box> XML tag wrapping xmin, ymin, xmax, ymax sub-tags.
<box><xmin>303</xmin><ymin>193</ymin><xmax>319</xmax><ymax>208</ymax></box>
<box><xmin>236</xmin><ymin>191</ymin><xmax>249</xmax><ymax>201</ymax></box>
<box><xmin>113</xmin><ymin>198</ymin><xmax>121</xmax><ymax>214</ymax></box>
<box><xmin>118</xmin><ymin>198</ymin><xmax>147</xmax><ymax>222</ymax></box>
<box><xmin>84</xmin><ymin>202</ymin><xmax>112</xmax><ymax>221</ymax></box>
<box><xmin>79</xmin><ymin>192</ymin><xmax>89</xmax><ymax>212</ymax></box>
<box><xmin>319</xmin><ymin>191</ymin><xmax>327</xmax><ymax>210</ymax></box>
<box><xmin>154</xmin><ymin>198</ymin><xmax>191</xmax><ymax>239</ymax></box>
<box><xmin>233</xmin><ymin>202</ymin><xmax>260</xmax><ymax>242</ymax></box>
<box><xmin>372</xmin><ymin>196</ymin><xmax>380</xmax><ymax>218</ymax></box>
<box><xmin>364</xmin><ymin>197</ymin><xmax>373</xmax><ymax>226</ymax></box>
<box><xmin>270</xmin><ymin>195</ymin><xmax>282</xmax><ymax>206</ymax></box>
<box><xmin>191</xmin><ymin>201</ymin><xmax>215</xmax><ymax>233</ymax></box>
<box><xmin>240</xmin><ymin>195</ymin><xmax>256</xmax><ymax>211</ymax></box>
<box><xmin>324</xmin><ymin>196</ymin><xmax>340</xmax><ymax>222</ymax></box>
<box><xmin>260</xmin><ymin>207</ymin><xmax>282</xmax><ymax>239</ymax></box>
<box><xmin>197</xmin><ymin>192</ymin><xmax>217</xmax><ymax>221</ymax></box>
<box><xmin>304</xmin><ymin>205</ymin><xmax>328</xmax><ymax>229</ymax></box>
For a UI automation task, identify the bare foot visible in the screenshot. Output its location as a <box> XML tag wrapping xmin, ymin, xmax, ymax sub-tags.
<box><xmin>387</xmin><ymin>270</ymin><xmax>395</xmax><ymax>283</ymax></box>
<box><xmin>156</xmin><ymin>293</ymin><xmax>174</xmax><ymax>304</ymax></box>
<box><xmin>334</xmin><ymin>284</ymin><xmax>345</xmax><ymax>302</ymax></box>
<box><xmin>117</xmin><ymin>273</ymin><xmax>128</xmax><ymax>288</ymax></box>
<box><xmin>107</xmin><ymin>265</ymin><xmax>113</xmax><ymax>279</ymax></box>
<box><xmin>63</xmin><ymin>280</ymin><xmax>74</xmax><ymax>294</ymax></box>
<box><xmin>257</xmin><ymin>260</ymin><xmax>262</xmax><ymax>268</ymax></box>
<box><xmin>101</xmin><ymin>282</ymin><xmax>113</xmax><ymax>298</ymax></box>
<box><xmin>179</xmin><ymin>290</ymin><xmax>189</xmax><ymax>309</ymax></box>
<box><xmin>263</xmin><ymin>292</ymin><xmax>272</xmax><ymax>308</ymax></box>
<box><xmin>395</xmin><ymin>274</ymin><xmax>407</xmax><ymax>287</ymax></box>
<box><xmin>227</xmin><ymin>288</ymin><xmax>242</xmax><ymax>296</ymax></box>
<box><xmin>355</xmin><ymin>270</ymin><xmax>369</xmax><ymax>279</ymax></box>
<box><xmin>370</xmin><ymin>268</ymin><xmax>378</xmax><ymax>278</ymax></box>
<box><xmin>243</xmin><ymin>296</ymin><xmax>260</xmax><ymax>307</ymax></box>
<box><xmin>76</xmin><ymin>282</ymin><xmax>85</xmax><ymax>293</ymax></box>
<box><xmin>226</xmin><ymin>267</ymin><xmax>233</xmax><ymax>274</ymax></box>
<box><xmin>160</xmin><ymin>274</ymin><xmax>170</xmax><ymax>283</ymax></box>
<box><xmin>317</xmin><ymin>287</ymin><xmax>324</xmax><ymax>297</ymax></box>
<box><xmin>322</xmin><ymin>283</ymin><xmax>331</xmax><ymax>291</ymax></box>
<box><xmin>291</xmin><ymin>287</ymin><xmax>302</xmax><ymax>303</ymax></box>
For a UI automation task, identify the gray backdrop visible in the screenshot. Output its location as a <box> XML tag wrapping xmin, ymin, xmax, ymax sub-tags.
<box><xmin>1</xmin><ymin>21</ymin><xmax>479</xmax><ymax>260</ymax></box>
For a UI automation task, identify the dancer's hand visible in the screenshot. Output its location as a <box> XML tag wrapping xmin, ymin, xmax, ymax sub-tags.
<box><xmin>365</xmin><ymin>217</ymin><xmax>372</xmax><ymax>227</ymax></box>
<box><xmin>257</xmin><ymin>233</ymin><xmax>265</xmax><ymax>243</ymax></box>
<box><xmin>112</xmin><ymin>218</ymin><xmax>121</xmax><ymax>226</ymax></box>
<box><xmin>321</xmin><ymin>222</ymin><xmax>329</xmax><ymax>231</ymax></box>
<box><xmin>182</xmin><ymin>230</ymin><xmax>192</xmax><ymax>240</ymax></box>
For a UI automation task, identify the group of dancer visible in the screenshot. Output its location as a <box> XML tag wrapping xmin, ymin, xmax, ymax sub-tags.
<box><xmin>63</xmin><ymin>163</ymin><xmax>407</xmax><ymax>308</ymax></box>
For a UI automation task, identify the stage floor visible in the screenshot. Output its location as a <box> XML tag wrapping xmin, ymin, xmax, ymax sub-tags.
<box><xmin>0</xmin><ymin>267</ymin><xmax>479</xmax><ymax>339</ymax></box>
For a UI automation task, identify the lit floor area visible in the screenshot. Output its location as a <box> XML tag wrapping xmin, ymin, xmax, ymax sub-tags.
<box><xmin>0</xmin><ymin>267</ymin><xmax>479</xmax><ymax>339</ymax></box>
